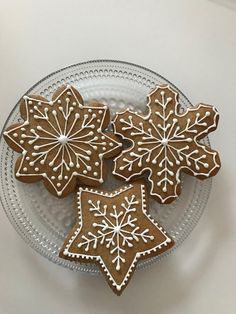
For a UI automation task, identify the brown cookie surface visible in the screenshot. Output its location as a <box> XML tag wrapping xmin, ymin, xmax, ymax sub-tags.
<box><xmin>59</xmin><ymin>180</ymin><xmax>174</xmax><ymax>295</ymax></box>
<box><xmin>4</xmin><ymin>85</ymin><xmax>122</xmax><ymax>197</ymax></box>
<box><xmin>112</xmin><ymin>85</ymin><xmax>221</xmax><ymax>204</ymax></box>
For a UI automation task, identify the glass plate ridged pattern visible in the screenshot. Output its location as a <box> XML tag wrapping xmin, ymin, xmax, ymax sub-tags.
<box><xmin>0</xmin><ymin>60</ymin><xmax>211</xmax><ymax>273</ymax></box>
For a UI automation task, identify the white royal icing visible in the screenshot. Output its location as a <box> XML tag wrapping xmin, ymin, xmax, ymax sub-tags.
<box><xmin>4</xmin><ymin>85</ymin><xmax>122</xmax><ymax>196</ymax></box>
<box><xmin>112</xmin><ymin>85</ymin><xmax>220</xmax><ymax>203</ymax></box>
<box><xmin>62</xmin><ymin>183</ymin><xmax>172</xmax><ymax>292</ymax></box>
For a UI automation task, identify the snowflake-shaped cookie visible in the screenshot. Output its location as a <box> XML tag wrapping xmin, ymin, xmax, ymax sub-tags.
<box><xmin>112</xmin><ymin>85</ymin><xmax>221</xmax><ymax>204</ymax></box>
<box><xmin>59</xmin><ymin>180</ymin><xmax>174</xmax><ymax>295</ymax></box>
<box><xmin>4</xmin><ymin>85</ymin><xmax>122</xmax><ymax>197</ymax></box>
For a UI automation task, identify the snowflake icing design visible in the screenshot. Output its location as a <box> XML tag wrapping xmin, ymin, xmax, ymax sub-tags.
<box><xmin>4</xmin><ymin>85</ymin><xmax>122</xmax><ymax>197</ymax></box>
<box><xmin>60</xmin><ymin>181</ymin><xmax>174</xmax><ymax>294</ymax></box>
<box><xmin>79</xmin><ymin>196</ymin><xmax>153</xmax><ymax>271</ymax></box>
<box><xmin>112</xmin><ymin>85</ymin><xmax>221</xmax><ymax>204</ymax></box>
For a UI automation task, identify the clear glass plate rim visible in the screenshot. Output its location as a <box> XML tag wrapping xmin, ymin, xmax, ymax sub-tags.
<box><xmin>0</xmin><ymin>59</ymin><xmax>211</xmax><ymax>274</ymax></box>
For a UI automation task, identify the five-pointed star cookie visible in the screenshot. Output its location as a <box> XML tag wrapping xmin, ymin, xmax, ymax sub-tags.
<box><xmin>4</xmin><ymin>85</ymin><xmax>122</xmax><ymax>197</ymax></box>
<box><xmin>59</xmin><ymin>180</ymin><xmax>174</xmax><ymax>295</ymax></box>
<box><xmin>112</xmin><ymin>85</ymin><xmax>221</xmax><ymax>204</ymax></box>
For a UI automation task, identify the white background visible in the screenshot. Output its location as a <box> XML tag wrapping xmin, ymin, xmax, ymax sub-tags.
<box><xmin>0</xmin><ymin>0</ymin><xmax>236</xmax><ymax>313</ymax></box>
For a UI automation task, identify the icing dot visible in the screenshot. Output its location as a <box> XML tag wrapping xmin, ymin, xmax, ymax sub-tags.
<box><xmin>57</xmin><ymin>183</ymin><xmax>61</xmax><ymax>187</ymax></box>
<box><xmin>97</xmin><ymin>119</ymin><xmax>101</xmax><ymax>123</ymax></box>
<box><xmin>23</xmin><ymin>167</ymin><xmax>27</xmax><ymax>172</ymax></box>
<box><xmin>87</xmin><ymin>166</ymin><xmax>92</xmax><ymax>171</ymax></box>
<box><xmin>51</xmin><ymin>176</ymin><xmax>55</xmax><ymax>180</ymax></box>
<box><xmin>20</xmin><ymin>140</ymin><xmax>24</xmax><ymax>144</ymax></box>
<box><xmin>98</xmin><ymin>110</ymin><xmax>103</xmax><ymax>114</ymax></box>
<box><xmin>101</xmin><ymin>136</ymin><xmax>105</xmax><ymax>140</ymax></box>
<box><xmin>35</xmin><ymin>167</ymin><xmax>39</xmax><ymax>172</ymax></box>
<box><xmin>102</xmin><ymin>147</ymin><xmax>106</xmax><ymax>151</ymax></box>
<box><xmin>13</xmin><ymin>133</ymin><xmax>18</xmax><ymax>137</ymax></box>
<box><xmin>57</xmin><ymin>135</ymin><xmax>69</xmax><ymax>145</ymax></box>
<box><xmin>204</xmin><ymin>163</ymin><xmax>209</xmax><ymax>168</ymax></box>
<box><xmin>83</xmin><ymin>170</ymin><xmax>87</xmax><ymax>174</ymax></box>
<box><xmin>69</xmin><ymin>162</ymin><xmax>74</xmax><ymax>167</ymax></box>
<box><xmin>64</xmin><ymin>176</ymin><xmax>68</xmax><ymax>180</ymax></box>
<box><xmin>72</xmin><ymin>102</ymin><xmax>76</xmax><ymax>106</ymax></box>
<box><xmin>29</xmin><ymin>109</ymin><xmax>34</xmax><ymax>113</ymax></box>
<box><xmin>29</xmin><ymin>161</ymin><xmax>34</xmax><ymax>166</ymax></box>
<box><xmin>28</xmin><ymin>100</ymin><xmax>33</xmax><ymax>105</ymax></box>
<box><xmin>161</xmin><ymin>138</ymin><xmax>168</xmax><ymax>146</ymax></box>
<box><xmin>95</xmin><ymin>162</ymin><xmax>99</xmax><ymax>166</ymax></box>
<box><xmin>88</xmin><ymin>109</ymin><xmax>92</xmax><ymax>113</ymax></box>
<box><xmin>93</xmin><ymin>172</ymin><xmax>98</xmax><ymax>176</ymax></box>
<box><xmin>206</xmin><ymin>111</ymin><xmax>211</xmax><ymax>116</ymax></box>
<box><xmin>99</xmin><ymin>178</ymin><xmax>103</xmax><ymax>183</ymax></box>
<box><xmin>67</xmin><ymin>91</ymin><xmax>71</xmax><ymax>96</ymax></box>
<box><xmin>26</xmin><ymin>156</ymin><xmax>30</xmax><ymax>161</ymax></box>
<box><xmin>109</xmin><ymin>142</ymin><xmax>114</xmax><ymax>147</ymax></box>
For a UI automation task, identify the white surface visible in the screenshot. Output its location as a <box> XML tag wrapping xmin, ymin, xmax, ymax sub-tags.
<box><xmin>0</xmin><ymin>0</ymin><xmax>236</xmax><ymax>313</ymax></box>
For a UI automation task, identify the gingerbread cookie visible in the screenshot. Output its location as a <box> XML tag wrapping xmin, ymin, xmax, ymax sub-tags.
<box><xmin>112</xmin><ymin>85</ymin><xmax>221</xmax><ymax>204</ymax></box>
<box><xmin>59</xmin><ymin>180</ymin><xmax>174</xmax><ymax>295</ymax></box>
<box><xmin>4</xmin><ymin>85</ymin><xmax>122</xmax><ymax>197</ymax></box>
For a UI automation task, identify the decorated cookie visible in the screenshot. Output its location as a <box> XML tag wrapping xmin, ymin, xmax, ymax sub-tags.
<box><xmin>59</xmin><ymin>180</ymin><xmax>174</xmax><ymax>295</ymax></box>
<box><xmin>112</xmin><ymin>85</ymin><xmax>221</xmax><ymax>204</ymax></box>
<box><xmin>4</xmin><ymin>85</ymin><xmax>122</xmax><ymax>197</ymax></box>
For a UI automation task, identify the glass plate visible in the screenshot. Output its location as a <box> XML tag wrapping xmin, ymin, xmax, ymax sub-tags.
<box><xmin>0</xmin><ymin>60</ymin><xmax>211</xmax><ymax>273</ymax></box>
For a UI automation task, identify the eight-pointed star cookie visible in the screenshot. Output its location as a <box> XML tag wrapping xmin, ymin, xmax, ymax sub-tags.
<box><xmin>59</xmin><ymin>180</ymin><xmax>174</xmax><ymax>295</ymax></box>
<box><xmin>112</xmin><ymin>85</ymin><xmax>221</xmax><ymax>204</ymax></box>
<box><xmin>4</xmin><ymin>85</ymin><xmax>122</xmax><ymax>198</ymax></box>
